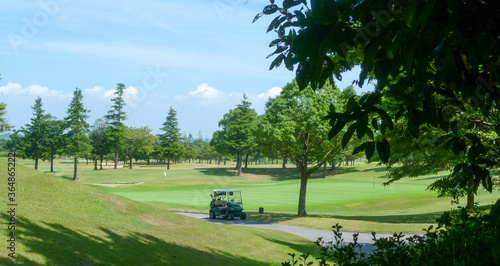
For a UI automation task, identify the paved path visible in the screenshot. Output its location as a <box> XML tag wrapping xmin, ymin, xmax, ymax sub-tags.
<box><xmin>175</xmin><ymin>212</ymin><xmax>412</xmax><ymax>254</ymax></box>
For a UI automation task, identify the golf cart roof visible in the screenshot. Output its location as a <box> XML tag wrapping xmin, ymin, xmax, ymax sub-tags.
<box><xmin>213</xmin><ymin>189</ymin><xmax>241</xmax><ymax>193</ymax></box>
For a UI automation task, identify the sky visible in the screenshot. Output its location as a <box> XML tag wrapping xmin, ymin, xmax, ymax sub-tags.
<box><xmin>0</xmin><ymin>0</ymin><xmax>370</xmax><ymax>137</ymax></box>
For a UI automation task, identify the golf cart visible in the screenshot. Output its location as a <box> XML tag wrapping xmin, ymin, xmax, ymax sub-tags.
<box><xmin>209</xmin><ymin>189</ymin><xmax>247</xmax><ymax>220</ymax></box>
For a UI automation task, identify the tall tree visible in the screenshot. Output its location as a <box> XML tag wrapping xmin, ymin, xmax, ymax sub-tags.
<box><xmin>213</xmin><ymin>95</ymin><xmax>258</xmax><ymax>175</ymax></box>
<box><xmin>123</xmin><ymin>126</ymin><xmax>155</xmax><ymax>169</ymax></box>
<box><xmin>90</xmin><ymin>118</ymin><xmax>111</xmax><ymax>170</ymax></box>
<box><xmin>105</xmin><ymin>83</ymin><xmax>127</xmax><ymax>169</ymax></box>
<box><xmin>259</xmin><ymin>81</ymin><xmax>345</xmax><ymax>216</ymax></box>
<box><xmin>158</xmin><ymin>107</ymin><xmax>183</xmax><ymax>170</ymax></box>
<box><xmin>258</xmin><ymin>0</ymin><xmax>500</xmax><ymax>206</ymax></box>
<box><xmin>21</xmin><ymin>97</ymin><xmax>52</xmax><ymax>170</ymax></box>
<box><xmin>64</xmin><ymin>88</ymin><xmax>91</xmax><ymax>180</ymax></box>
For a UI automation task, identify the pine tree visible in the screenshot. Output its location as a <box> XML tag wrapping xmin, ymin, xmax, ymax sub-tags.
<box><xmin>105</xmin><ymin>83</ymin><xmax>127</xmax><ymax>169</ymax></box>
<box><xmin>158</xmin><ymin>107</ymin><xmax>183</xmax><ymax>170</ymax></box>
<box><xmin>64</xmin><ymin>88</ymin><xmax>91</xmax><ymax>180</ymax></box>
<box><xmin>21</xmin><ymin>97</ymin><xmax>52</xmax><ymax>170</ymax></box>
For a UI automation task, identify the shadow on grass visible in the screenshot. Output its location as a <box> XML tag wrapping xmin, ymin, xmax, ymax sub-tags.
<box><xmin>197</xmin><ymin>167</ymin><xmax>343</xmax><ymax>181</ymax></box>
<box><xmin>246</xmin><ymin>211</ymin><xmax>444</xmax><ymax>225</ymax></box>
<box><xmin>1</xmin><ymin>214</ymin><xmax>271</xmax><ymax>266</ymax></box>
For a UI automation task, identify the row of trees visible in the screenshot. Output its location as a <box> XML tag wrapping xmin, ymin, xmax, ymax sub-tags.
<box><xmin>5</xmin><ymin>84</ymin><xmax>225</xmax><ymax>180</ymax></box>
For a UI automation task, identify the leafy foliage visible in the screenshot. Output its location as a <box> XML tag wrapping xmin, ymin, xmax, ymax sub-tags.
<box><xmin>258</xmin><ymin>80</ymin><xmax>347</xmax><ymax>216</ymax></box>
<box><xmin>283</xmin><ymin>202</ymin><xmax>500</xmax><ymax>265</ymax></box>
<box><xmin>257</xmin><ymin>0</ymin><xmax>500</xmax><ymax>203</ymax></box>
<box><xmin>211</xmin><ymin>95</ymin><xmax>258</xmax><ymax>176</ymax></box>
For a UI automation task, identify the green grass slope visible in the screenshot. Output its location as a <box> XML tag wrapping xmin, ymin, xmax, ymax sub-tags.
<box><xmin>0</xmin><ymin>158</ymin><xmax>317</xmax><ymax>265</ymax></box>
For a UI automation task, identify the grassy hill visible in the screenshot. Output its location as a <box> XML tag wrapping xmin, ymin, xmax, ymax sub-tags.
<box><xmin>0</xmin><ymin>158</ymin><xmax>317</xmax><ymax>265</ymax></box>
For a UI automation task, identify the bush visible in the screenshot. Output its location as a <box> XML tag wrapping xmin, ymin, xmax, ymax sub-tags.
<box><xmin>282</xmin><ymin>200</ymin><xmax>500</xmax><ymax>266</ymax></box>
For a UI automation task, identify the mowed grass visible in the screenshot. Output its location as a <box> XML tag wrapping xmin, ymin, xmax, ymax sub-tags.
<box><xmin>0</xmin><ymin>158</ymin><xmax>318</xmax><ymax>265</ymax></box>
<box><xmin>30</xmin><ymin>158</ymin><xmax>500</xmax><ymax>233</ymax></box>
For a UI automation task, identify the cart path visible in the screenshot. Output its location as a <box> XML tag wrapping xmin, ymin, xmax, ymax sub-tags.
<box><xmin>175</xmin><ymin>211</ymin><xmax>416</xmax><ymax>253</ymax></box>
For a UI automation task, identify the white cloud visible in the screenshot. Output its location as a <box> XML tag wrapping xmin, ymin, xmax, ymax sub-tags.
<box><xmin>83</xmin><ymin>85</ymin><xmax>105</xmax><ymax>95</ymax></box>
<box><xmin>188</xmin><ymin>83</ymin><xmax>224</xmax><ymax>99</ymax></box>
<box><xmin>0</xmin><ymin>82</ymin><xmax>71</xmax><ymax>99</ymax></box>
<box><xmin>258</xmin><ymin>86</ymin><xmax>282</xmax><ymax>99</ymax></box>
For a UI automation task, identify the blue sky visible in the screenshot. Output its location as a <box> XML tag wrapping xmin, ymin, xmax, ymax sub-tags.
<box><xmin>0</xmin><ymin>0</ymin><xmax>369</xmax><ymax>137</ymax></box>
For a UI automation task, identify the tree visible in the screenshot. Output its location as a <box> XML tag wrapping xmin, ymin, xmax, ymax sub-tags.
<box><xmin>105</xmin><ymin>83</ymin><xmax>127</xmax><ymax>169</ymax></box>
<box><xmin>158</xmin><ymin>107</ymin><xmax>183</xmax><ymax>170</ymax></box>
<box><xmin>257</xmin><ymin>0</ymin><xmax>500</xmax><ymax>206</ymax></box>
<box><xmin>123</xmin><ymin>126</ymin><xmax>155</xmax><ymax>169</ymax></box>
<box><xmin>90</xmin><ymin>118</ymin><xmax>111</xmax><ymax>170</ymax></box>
<box><xmin>212</xmin><ymin>95</ymin><xmax>258</xmax><ymax>175</ymax></box>
<box><xmin>259</xmin><ymin>81</ymin><xmax>345</xmax><ymax>216</ymax></box>
<box><xmin>64</xmin><ymin>88</ymin><xmax>91</xmax><ymax>180</ymax></box>
<box><xmin>20</xmin><ymin>97</ymin><xmax>52</xmax><ymax>170</ymax></box>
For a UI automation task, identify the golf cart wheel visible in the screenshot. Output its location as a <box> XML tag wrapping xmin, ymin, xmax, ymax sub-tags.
<box><xmin>240</xmin><ymin>212</ymin><xmax>247</xmax><ymax>220</ymax></box>
<box><xmin>209</xmin><ymin>211</ymin><xmax>215</xmax><ymax>219</ymax></box>
<box><xmin>228</xmin><ymin>212</ymin><xmax>235</xmax><ymax>220</ymax></box>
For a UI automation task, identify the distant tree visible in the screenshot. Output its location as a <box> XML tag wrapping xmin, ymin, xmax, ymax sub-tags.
<box><xmin>64</xmin><ymin>88</ymin><xmax>91</xmax><ymax>180</ymax></box>
<box><xmin>20</xmin><ymin>97</ymin><xmax>52</xmax><ymax>170</ymax></box>
<box><xmin>123</xmin><ymin>126</ymin><xmax>155</xmax><ymax>169</ymax></box>
<box><xmin>158</xmin><ymin>107</ymin><xmax>184</xmax><ymax>169</ymax></box>
<box><xmin>213</xmin><ymin>95</ymin><xmax>258</xmax><ymax>175</ymax></box>
<box><xmin>5</xmin><ymin>130</ymin><xmax>25</xmax><ymax>156</ymax></box>
<box><xmin>182</xmin><ymin>133</ymin><xmax>196</xmax><ymax>163</ymax></box>
<box><xmin>90</xmin><ymin>118</ymin><xmax>112</xmax><ymax>170</ymax></box>
<box><xmin>258</xmin><ymin>81</ymin><xmax>346</xmax><ymax>216</ymax></box>
<box><xmin>105</xmin><ymin>83</ymin><xmax>127</xmax><ymax>169</ymax></box>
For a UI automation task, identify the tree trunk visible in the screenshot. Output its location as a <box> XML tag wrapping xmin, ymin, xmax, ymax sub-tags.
<box><xmin>73</xmin><ymin>156</ymin><xmax>78</xmax><ymax>181</ymax></box>
<box><xmin>322</xmin><ymin>162</ymin><xmax>327</xmax><ymax>178</ymax></box>
<box><xmin>100</xmin><ymin>155</ymin><xmax>104</xmax><ymax>170</ymax></box>
<box><xmin>114</xmin><ymin>147</ymin><xmax>118</xmax><ymax>169</ymax></box>
<box><xmin>50</xmin><ymin>152</ymin><xmax>54</xmax><ymax>172</ymax></box>
<box><xmin>282</xmin><ymin>157</ymin><xmax>287</xmax><ymax>169</ymax></box>
<box><xmin>237</xmin><ymin>153</ymin><xmax>242</xmax><ymax>176</ymax></box>
<box><xmin>94</xmin><ymin>158</ymin><xmax>98</xmax><ymax>170</ymax></box>
<box><xmin>467</xmin><ymin>191</ymin><xmax>475</xmax><ymax>208</ymax></box>
<box><xmin>167</xmin><ymin>155</ymin><xmax>170</xmax><ymax>170</ymax></box>
<box><xmin>244</xmin><ymin>154</ymin><xmax>248</xmax><ymax>169</ymax></box>
<box><xmin>224</xmin><ymin>157</ymin><xmax>226</xmax><ymax>165</ymax></box>
<box><xmin>297</xmin><ymin>171</ymin><xmax>308</xmax><ymax>216</ymax></box>
<box><xmin>129</xmin><ymin>157</ymin><xmax>133</xmax><ymax>169</ymax></box>
<box><xmin>35</xmin><ymin>158</ymin><xmax>39</xmax><ymax>170</ymax></box>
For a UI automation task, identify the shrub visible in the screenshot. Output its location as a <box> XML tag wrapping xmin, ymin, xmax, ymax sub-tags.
<box><xmin>282</xmin><ymin>200</ymin><xmax>500</xmax><ymax>266</ymax></box>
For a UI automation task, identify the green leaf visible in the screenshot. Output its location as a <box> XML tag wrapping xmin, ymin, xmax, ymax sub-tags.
<box><xmin>365</xmin><ymin>141</ymin><xmax>375</xmax><ymax>161</ymax></box>
<box><xmin>252</xmin><ymin>13</ymin><xmax>263</xmax><ymax>23</ymax></box>
<box><xmin>263</xmin><ymin>4</ymin><xmax>279</xmax><ymax>15</ymax></box>
<box><xmin>328</xmin><ymin>120</ymin><xmax>346</xmax><ymax>139</ymax></box>
<box><xmin>342</xmin><ymin>125</ymin><xmax>355</xmax><ymax>148</ymax></box>
<box><xmin>371</xmin><ymin>118</ymin><xmax>378</xmax><ymax>131</ymax></box>
<box><xmin>352</xmin><ymin>142</ymin><xmax>367</xmax><ymax>155</ymax></box>
<box><xmin>283</xmin><ymin>0</ymin><xmax>302</xmax><ymax>9</ymax></box>
<box><xmin>451</xmin><ymin>137</ymin><xmax>466</xmax><ymax>156</ymax></box>
<box><xmin>467</xmin><ymin>141</ymin><xmax>486</xmax><ymax>163</ymax></box>
<box><xmin>346</xmin><ymin>96</ymin><xmax>361</xmax><ymax>114</ymax></box>
<box><xmin>376</xmin><ymin>139</ymin><xmax>390</xmax><ymax>164</ymax></box>
<box><xmin>356</xmin><ymin>114</ymin><xmax>368</xmax><ymax>139</ymax></box>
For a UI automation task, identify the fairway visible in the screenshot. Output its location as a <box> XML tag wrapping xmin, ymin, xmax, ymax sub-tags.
<box><xmin>37</xmin><ymin>158</ymin><xmax>500</xmax><ymax>232</ymax></box>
